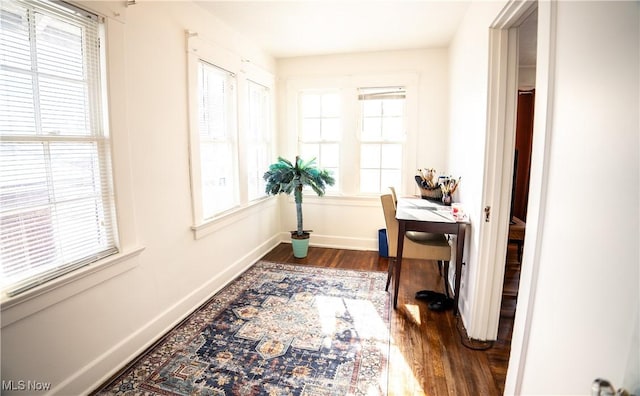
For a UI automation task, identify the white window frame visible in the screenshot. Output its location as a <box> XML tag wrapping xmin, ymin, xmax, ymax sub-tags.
<box><xmin>187</xmin><ymin>34</ymin><xmax>275</xmax><ymax>238</ymax></box>
<box><xmin>285</xmin><ymin>74</ymin><xmax>418</xmax><ymax>197</ymax></box>
<box><xmin>1</xmin><ymin>1</ymin><xmax>142</xmax><ymax>325</ymax></box>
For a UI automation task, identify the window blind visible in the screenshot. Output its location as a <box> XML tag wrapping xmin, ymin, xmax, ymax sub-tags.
<box><xmin>357</xmin><ymin>86</ymin><xmax>406</xmax><ymax>101</ymax></box>
<box><xmin>0</xmin><ymin>0</ymin><xmax>118</xmax><ymax>296</ymax></box>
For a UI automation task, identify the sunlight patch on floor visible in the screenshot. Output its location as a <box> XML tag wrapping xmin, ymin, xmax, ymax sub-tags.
<box><xmin>401</xmin><ymin>303</ymin><xmax>422</xmax><ymax>325</ymax></box>
<box><xmin>346</xmin><ymin>298</ymin><xmax>389</xmax><ymax>340</ymax></box>
<box><xmin>387</xmin><ymin>342</ymin><xmax>426</xmax><ymax>396</ymax></box>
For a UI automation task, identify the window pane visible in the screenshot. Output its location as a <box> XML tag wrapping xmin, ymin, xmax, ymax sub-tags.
<box><xmin>35</xmin><ymin>11</ymin><xmax>84</xmax><ymax>79</ymax></box>
<box><xmin>361</xmin><ymin>144</ymin><xmax>381</xmax><ymax>169</ymax></box>
<box><xmin>320</xmin><ymin>144</ymin><xmax>339</xmax><ymax>192</ymax></box>
<box><xmin>50</xmin><ymin>142</ymin><xmax>103</xmax><ymax>201</ymax></box>
<box><xmin>362</xmin><ymin>99</ymin><xmax>382</xmax><ymax>117</ymax></box>
<box><xmin>320</xmin><ymin>143</ymin><xmax>339</xmax><ymax>168</ymax></box>
<box><xmin>200</xmin><ymin>142</ymin><xmax>236</xmax><ymax>218</ymax></box>
<box><xmin>360</xmin><ymin>169</ymin><xmax>380</xmax><ymax>193</ymax></box>
<box><xmin>380</xmin><ymin>169</ymin><xmax>401</xmax><ymax>191</ymax></box>
<box><xmin>247</xmin><ymin>144</ymin><xmax>268</xmax><ymax>200</ymax></box>
<box><xmin>1</xmin><ymin>208</ymin><xmax>57</xmax><ymax>284</ymax></box>
<box><xmin>301</xmin><ymin>92</ymin><xmax>341</xmax><ymax>142</ymax></box>
<box><xmin>301</xmin><ymin>94</ymin><xmax>321</xmax><ymax>117</ymax></box>
<box><xmin>197</xmin><ymin>61</ymin><xmax>238</xmax><ymax>217</ymax></box>
<box><xmin>0</xmin><ymin>143</ymin><xmax>115</xmax><ymax>289</ymax></box>
<box><xmin>382</xmin><ymin>116</ymin><xmax>403</xmax><ymax>140</ymax></box>
<box><xmin>300</xmin><ymin>143</ymin><xmax>320</xmax><ymax>162</ymax></box>
<box><xmin>383</xmin><ymin>99</ymin><xmax>404</xmax><ymax>116</ymax></box>
<box><xmin>362</xmin><ymin>117</ymin><xmax>382</xmax><ymax>140</ymax></box>
<box><xmin>321</xmin><ymin>93</ymin><xmax>340</xmax><ymax>117</ymax></box>
<box><xmin>199</xmin><ymin>64</ymin><xmax>229</xmax><ymax>140</ymax></box>
<box><xmin>0</xmin><ymin>69</ymin><xmax>36</xmax><ymax>136</ymax></box>
<box><xmin>246</xmin><ymin>80</ymin><xmax>270</xmax><ymax>201</ymax></box>
<box><xmin>0</xmin><ymin>3</ymin><xmax>31</xmax><ymax>70</ymax></box>
<box><xmin>40</xmin><ymin>77</ymin><xmax>89</xmax><ymax>136</ymax></box>
<box><xmin>321</xmin><ymin>118</ymin><xmax>340</xmax><ymax>141</ymax></box>
<box><xmin>381</xmin><ymin>144</ymin><xmax>402</xmax><ymax>169</ymax></box>
<box><xmin>301</xmin><ymin>118</ymin><xmax>321</xmax><ymax>140</ymax></box>
<box><xmin>0</xmin><ymin>143</ymin><xmax>49</xmax><ymax>212</ymax></box>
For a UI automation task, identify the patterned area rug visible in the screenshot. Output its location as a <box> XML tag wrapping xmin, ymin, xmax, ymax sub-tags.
<box><xmin>96</xmin><ymin>261</ymin><xmax>390</xmax><ymax>395</ymax></box>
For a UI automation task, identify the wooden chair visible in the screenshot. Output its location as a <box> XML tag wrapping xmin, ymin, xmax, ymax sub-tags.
<box><xmin>389</xmin><ymin>186</ymin><xmax>398</xmax><ymax>205</ymax></box>
<box><xmin>380</xmin><ymin>193</ymin><xmax>452</xmax><ymax>302</ymax></box>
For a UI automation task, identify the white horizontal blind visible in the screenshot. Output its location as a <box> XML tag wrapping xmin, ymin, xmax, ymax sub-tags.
<box><xmin>198</xmin><ymin>60</ymin><xmax>238</xmax><ymax>219</ymax></box>
<box><xmin>358</xmin><ymin>86</ymin><xmax>406</xmax><ymax>194</ymax></box>
<box><xmin>0</xmin><ymin>0</ymin><xmax>118</xmax><ymax>296</ymax></box>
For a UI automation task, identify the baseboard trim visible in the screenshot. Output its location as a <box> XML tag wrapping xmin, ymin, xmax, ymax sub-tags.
<box><xmin>58</xmin><ymin>235</ymin><xmax>282</xmax><ymax>396</ymax></box>
<box><xmin>277</xmin><ymin>232</ymin><xmax>378</xmax><ymax>252</ymax></box>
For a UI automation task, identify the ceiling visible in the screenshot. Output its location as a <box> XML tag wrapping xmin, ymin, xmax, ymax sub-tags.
<box><xmin>195</xmin><ymin>1</ymin><xmax>471</xmax><ymax>59</ymax></box>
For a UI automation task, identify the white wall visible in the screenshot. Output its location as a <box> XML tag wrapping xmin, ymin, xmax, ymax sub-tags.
<box><xmin>0</xmin><ymin>2</ymin><xmax>280</xmax><ymax>394</ymax></box>
<box><xmin>276</xmin><ymin>49</ymin><xmax>450</xmax><ymax>250</ymax></box>
<box><xmin>514</xmin><ymin>2</ymin><xmax>639</xmax><ymax>394</ymax></box>
<box><xmin>447</xmin><ymin>0</ymin><xmax>508</xmax><ymax>324</ymax></box>
<box><xmin>519</xmin><ymin>66</ymin><xmax>536</xmax><ymax>90</ymax></box>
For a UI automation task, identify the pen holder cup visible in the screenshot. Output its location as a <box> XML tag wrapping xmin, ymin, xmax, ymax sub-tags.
<box><xmin>419</xmin><ymin>186</ymin><xmax>443</xmax><ymax>201</ymax></box>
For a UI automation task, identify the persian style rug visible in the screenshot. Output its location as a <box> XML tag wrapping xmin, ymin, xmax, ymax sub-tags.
<box><xmin>96</xmin><ymin>261</ymin><xmax>390</xmax><ymax>395</ymax></box>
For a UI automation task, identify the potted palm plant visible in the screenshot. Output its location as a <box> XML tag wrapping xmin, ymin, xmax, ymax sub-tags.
<box><xmin>264</xmin><ymin>156</ymin><xmax>335</xmax><ymax>258</ymax></box>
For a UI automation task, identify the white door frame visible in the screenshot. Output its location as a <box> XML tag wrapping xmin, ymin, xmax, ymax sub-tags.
<box><xmin>469</xmin><ymin>0</ymin><xmax>535</xmax><ymax>339</ymax></box>
<box><xmin>505</xmin><ymin>1</ymin><xmax>557</xmax><ymax>393</ymax></box>
<box><xmin>479</xmin><ymin>0</ymin><xmax>558</xmax><ymax>393</ymax></box>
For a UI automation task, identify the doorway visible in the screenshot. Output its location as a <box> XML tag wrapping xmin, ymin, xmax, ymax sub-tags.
<box><xmin>483</xmin><ymin>0</ymin><xmax>557</xmax><ymax>393</ymax></box>
<box><xmin>500</xmin><ymin>4</ymin><xmax>537</xmax><ymax>345</ymax></box>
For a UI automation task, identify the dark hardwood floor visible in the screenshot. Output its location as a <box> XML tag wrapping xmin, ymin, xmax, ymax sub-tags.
<box><xmin>261</xmin><ymin>243</ymin><xmax>520</xmax><ymax>396</ymax></box>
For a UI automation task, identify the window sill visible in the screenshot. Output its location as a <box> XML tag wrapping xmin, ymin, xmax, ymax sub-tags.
<box><xmin>191</xmin><ymin>197</ymin><xmax>277</xmax><ymax>240</ymax></box>
<box><xmin>289</xmin><ymin>193</ymin><xmax>381</xmax><ymax>207</ymax></box>
<box><xmin>1</xmin><ymin>246</ymin><xmax>145</xmax><ymax>328</ymax></box>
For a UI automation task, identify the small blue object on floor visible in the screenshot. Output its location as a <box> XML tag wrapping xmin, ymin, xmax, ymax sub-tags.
<box><xmin>378</xmin><ymin>228</ymin><xmax>388</xmax><ymax>257</ymax></box>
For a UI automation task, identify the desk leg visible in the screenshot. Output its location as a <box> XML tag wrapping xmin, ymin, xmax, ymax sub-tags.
<box><xmin>454</xmin><ymin>224</ymin><xmax>466</xmax><ymax>315</ymax></box>
<box><xmin>394</xmin><ymin>220</ymin><xmax>406</xmax><ymax>309</ymax></box>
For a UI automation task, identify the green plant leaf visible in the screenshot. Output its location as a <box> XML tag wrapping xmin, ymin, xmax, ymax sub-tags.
<box><xmin>263</xmin><ymin>156</ymin><xmax>335</xmax><ymax>233</ymax></box>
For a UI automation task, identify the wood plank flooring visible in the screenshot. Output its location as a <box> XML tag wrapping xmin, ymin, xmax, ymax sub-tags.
<box><xmin>261</xmin><ymin>243</ymin><xmax>519</xmax><ymax>396</ymax></box>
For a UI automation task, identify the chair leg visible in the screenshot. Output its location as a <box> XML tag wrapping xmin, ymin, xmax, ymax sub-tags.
<box><xmin>442</xmin><ymin>261</ymin><xmax>451</xmax><ymax>298</ymax></box>
<box><xmin>385</xmin><ymin>258</ymin><xmax>395</xmax><ymax>291</ymax></box>
<box><xmin>438</xmin><ymin>260</ymin><xmax>443</xmax><ymax>277</ymax></box>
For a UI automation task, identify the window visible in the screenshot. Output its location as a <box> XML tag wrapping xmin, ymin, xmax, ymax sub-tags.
<box><xmin>197</xmin><ymin>61</ymin><xmax>238</xmax><ymax>219</ymax></box>
<box><xmin>246</xmin><ymin>80</ymin><xmax>271</xmax><ymax>201</ymax></box>
<box><xmin>358</xmin><ymin>87</ymin><xmax>406</xmax><ymax>193</ymax></box>
<box><xmin>298</xmin><ymin>91</ymin><xmax>341</xmax><ymax>191</ymax></box>
<box><xmin>187</xmin><ymin>35</ymin><xmax>274</xmax><ymax>232</ymax></box>
<box><xmin>289</xmin><ymin>79</ymin><xmax>414</xmax><ymax>196</ymax></box>
<box><xmin>0</xmin><ymin>0</ymin><xmax>117</xmax><ymax>296</ymax></box>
